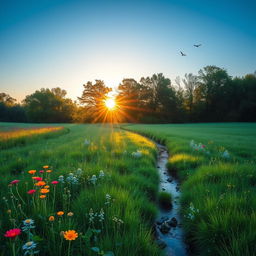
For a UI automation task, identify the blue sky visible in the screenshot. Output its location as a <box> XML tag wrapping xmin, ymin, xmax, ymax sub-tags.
<box><xmin>0</xmin><ymin>0</ymin><xmax>255</xmax><ymax>102</ymax></box>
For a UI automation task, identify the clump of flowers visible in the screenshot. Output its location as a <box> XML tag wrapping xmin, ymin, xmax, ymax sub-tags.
<box><xmin>105</xmin><ymin>194</ymin><xmax>112</xmax><ymax>205</ymax></box>
<box><xmin>66</xmin><ymin>173</ymin><xmax>79</xmax><ymax>185</ymax></box>
<box><xmin>58</xmin><ymin>175</ymin><xmax>65</xmax><ymax>183</ymax></box>
<box><xmin>185</xmin><ymin>203</ymin><xmax>199</xmax><ymax>220</ymax></box>
<box><xmin>131</xmin><ymin>150</ymin><xmax>142</xmax><ymax>158</ymax></box>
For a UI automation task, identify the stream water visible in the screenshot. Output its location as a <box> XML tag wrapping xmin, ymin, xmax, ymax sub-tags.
<box><xmin>154</xmin><ymin>143</ymin><xmax>188</xmax><ymax>256</ymax></box>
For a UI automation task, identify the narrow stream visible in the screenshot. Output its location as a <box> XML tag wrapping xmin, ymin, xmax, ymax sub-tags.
<box><xmin>154</xmin><ymin>143</ymin><xmax>188</xmax><ymax>256</ymax></box>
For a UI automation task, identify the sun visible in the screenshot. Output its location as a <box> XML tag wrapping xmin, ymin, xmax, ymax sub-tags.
<box><xmin>104</xmin><ymin>97</ymin><xmax>116</xmax><ymax>110</ymax></box>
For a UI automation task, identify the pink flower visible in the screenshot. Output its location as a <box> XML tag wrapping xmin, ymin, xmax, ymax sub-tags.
<box><xmin>27</xmin><ymin>189</ymin><xmax>36</xmax><ymax>195</ymax></box>
<box><xmin>39</xmin><ymin>170</ymin><xmax>44</xmax><ymax>173</ymax></box>
<box><xmin>201</xmin><ymin>145</ymin><xmax>206</xmax><ymax>148</ymax></box>
<box><xmin>32</xmin><ymin>177</ymin><xmax>43</xmax><ymax>181</ymax></box>
<box><xmin>10</xmin><ymin>180</ymin><xmax>20</xmax><ymax>185</ymax></box>
<box><xmin>51</xmin><ymin>181</ymin><xmax>59</xmax><ymax>185</ymax></box>
<box><xmin>4</xmin><ymin>228</ymin><xmax>21</xmax><ymax>238</ymax></box>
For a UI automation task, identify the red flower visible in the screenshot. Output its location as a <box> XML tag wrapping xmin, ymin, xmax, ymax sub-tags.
<box><xmin>27</xmin><ymin>189</ymin><xmax>36</xmax><ymax>195</ymax></box>
<box><xmin>32</xmin><ymin>177</ymin><xmax>43</xmax><ymax>181</ymax></box>
<box><xmin>10</xmin><ymin>180</ymin><xmax>20</xmax><ymax>185</ymax></box>
<box><xmin>39</xmin><ymin>170</ymin><xmax>44</xmax><ymax>173</ymax></box>
<box><xmin>51</xmin><ymin>181</ymin><xmax>59</xmax><ymax>185</ymax></box>
<box><xmin>4</xmin><ymin>228</ymin><xmax>21</xmax><ymax>238</ymax></box>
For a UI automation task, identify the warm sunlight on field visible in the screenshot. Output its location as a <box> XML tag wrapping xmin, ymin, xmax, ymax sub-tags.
<box><xmin>0</xmin><ymin>126</ymin><xmax>64</xmax><ymax>141</ymax></box>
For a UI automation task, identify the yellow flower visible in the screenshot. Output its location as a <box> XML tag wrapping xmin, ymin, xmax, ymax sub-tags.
<box><xmin>64</xmin><ymin>230</ymin><xmax>78</xmax><ymax>241</ymax></box>
<box><xmin>57</xmin><ymin>211</ymin><xmax>64</xmax><ymax>216</ymax></box>
<box><xmin>40</xmin><ymin>188</ymin><xmax>50</xmax><ymax>194</ymax></box>
<box><xmin>28</xmin><ymin>170</ymin><xmax>36</xmax><ymax>175</ymax></box>
<box><xmin>49</xmin><ymin>216</ymin><xmax>55</xmax><ymax>222</ymax></box>
<box><xmin>46</xmin><ymin>170</ymin><xmax>52</xmax><ymax>173</ymax></box>
<box><xmin>35</xmin><ymin>181</ymin><xmax>46</xmax><ymax>186</ymax></box>
<box><xmin>43</xmin><ymin>165</ymin><xmax>49</xmax><ymax>169</ymax></box>
<box><xmin>67</xmin><ymin>212</ymin><xmax>74</xmax><ymax>217</ymax></box>
<box><xmin>44</xmin><ymin>185</ymin><xmax>50</xmax><ymax>189</ymax></box>
<box><xmin>40</xmin><ymin>195</ymin><xmax>46</xmax><ymax>199</ymax></box>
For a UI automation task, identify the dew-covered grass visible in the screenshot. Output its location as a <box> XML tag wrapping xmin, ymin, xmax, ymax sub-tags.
<box><xmin>0</xmin><ymin>123</ymin><xmax>161</xmax><ymax>256</ymax></box>
<box><xmin>123</xmin><ymin>123</ymin><xmax>256</xmax><ymax>256</ymax></box>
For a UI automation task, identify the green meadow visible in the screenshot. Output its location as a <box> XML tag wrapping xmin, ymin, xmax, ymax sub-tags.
<box><xmin>1</xmin><ymin>122</ymin><xmax>256</xmax><ymax>256</ymax></box>
<box><xmin>0</xmin><ymin>123</ymin><xmax>161</xmax><ymax>256</ymax></box>
<box><xmin>124</xmin><ymin>123</ymin><xmax>256</xmax><ymax>256</ymax></box>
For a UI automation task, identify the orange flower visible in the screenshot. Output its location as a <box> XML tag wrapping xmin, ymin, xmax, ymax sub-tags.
<box><xmin>44</xmin><ymin>185</ymin><xmax>50</xmax><ymax>189</ymax></box>
<box><xmin>64</xmin><ymin>230</ymin><xmax>78</xmax><ymax>241</ymax></box>
<box><xmin>40</xmin><ymin>195</ymin><xmax>46</xmax><ymax>199</ymax></box>
<box><xmin>46</xmin><ymin>170</ymin><xmax>52</xmax><ymax>173</ymax></box>
<box><xmin>28</xmin><ymin>170</ymin><xmax>36</xmax><ymax>175</ymax></box>
<box><xmin>43</xmin><ymin>165</ymin><xmax>49</xmax><ymax>169</ymax></box>
<box><xmin>49</xmin><ymin>216</ymin><xmax>55</xmax><ymax>221</ymax></box>
<box><xmin>35</xmin><ymin>181</ymin><xmax>46</xmax><ymax>186</ymax></box>
<box><xmin>40</xmin><ymin>188</ymin><xmax>50</xmax><ymax>194</ymax></box>
<box><xmin>57</xmin><ymin>211</ymin><xmax>64</xmax><ymax>216</ymax></box>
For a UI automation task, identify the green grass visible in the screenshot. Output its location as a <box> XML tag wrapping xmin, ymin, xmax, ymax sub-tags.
<box><xmin>123</xmin><ymin>123</ymin><xmax>256</xmax><ymax>256</ymax></box>
<box><xmin>0</xmin><ymin>123</ymin><xmax>161</xmax><ymax>256</ymax></box>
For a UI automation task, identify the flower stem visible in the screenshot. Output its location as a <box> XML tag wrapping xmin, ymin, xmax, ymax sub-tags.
<box><xmin>67</xmin><ymin>241</ymin><xmax>71</xmax><ymax>256</ymax></box>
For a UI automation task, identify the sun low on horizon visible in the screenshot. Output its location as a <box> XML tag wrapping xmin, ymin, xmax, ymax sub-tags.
<box><xmin>104</xmin><ymin>97</ymin><xmax>116</xmax><ymax>111</ymax></box>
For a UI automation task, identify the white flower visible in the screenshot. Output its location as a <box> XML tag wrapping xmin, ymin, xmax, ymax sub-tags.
<box><xmin>90</xmin><ymin>175</ymin><xmax>97</xmax><ymax>185</ymax></box>
<box><xmin>131</xmin><ymin>150</ymin><xmax>142</xmax><ymax>158</ymax></box>
<box><xmin>99</xmin><ymin>170</ymin><xmax>105</xmax><ymax>178</ymax></box>
<box><xmin>84</xmin><ymin>139</ymin><xmax>90</xmax><ymax>145</ymax></box>
<box><xmin>222</xmin><ymin>150</ymin><xmax>230</xmax><ymax>159</ymax></box>
<box><xmin>98</xmin><ymin>208</ymin><xmax>104</xmax><ymax>222</ymax></box>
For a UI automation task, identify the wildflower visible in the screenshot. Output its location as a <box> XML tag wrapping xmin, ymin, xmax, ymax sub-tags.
<box><xmin>84</xmin><ymin>139</ymin><xmax>90</xmax><ymax>145</ymax></box>
<box><xmin>22</xmin><ymin>241</ymin><xmax>37</xmax><ymax>251</ymax></box>
<box><xmin>89</xmin><ymin>175</ymin><xmax>97</xmax><ymax>185</ymax></box>
<box><xmin>99</xmin><ymin>170</ymin><xmax>105</xmax><ymax>178</ymax></box>
<box><xmin>32</xmin><ymin>177</ymin><xmax>43</xmax><ymax>181</ymax></box>
<box><xmin>44</xmin><ymin>185</ymin><xmax>50</xmax><ymax>189</ymax></box>
<box><xmin>89</xmin><ymin>208</ymin><xmax>94</xmax><ymax>223</ymax></box>
<box><xmin>131</xmin><ymin>150</ymin><xmax>142</xmax><ymax>158</ymax></box>
<box><xmin>105</xmin><ymin>193</ymin><xmax>111</xmax><ymax>205</ymax></box>
<box><xmin>40</xmin><ymin>188</ymin><xmax>49</xmax><ymax>194</ymax></box>
<box><xmin>28</xmin><ymin>170</ymin><xmax>36</xmax><ymax>175</ymax></box>
<box><xmin>98</xmin><ymin>208</ymin><xmax>104</xmax><ymax>222</ymax></box>
<box><xmin>66</xmin><ymin>173</ymin><xmax>79</xmax><ymax>184</ymax></box>
<box><xmin>222</xmin><ymin>150</ymin><xmax>230</xmax><ymax>159</ymax></box>
<box><xmin>35</xmin><ymin>181</ymin><xmax>46</xmax><ymax>186</ymax></box>
<box><xmin>22</xmin><ymin>219</ymin><xmax>35</xmax><ymax>232</ymax></box>
<box><xmin>51</xmin><ymin>181</ymin><xmax>59</xmax><ymax>185</ymax></box>
<box><xmin>64</xmin><ymin>230</ymin><xmax>78</xmax><ymax>241</ymax></box>
<box><xmin>57</xmin><ymin>211</ymin><xmax>64</xmax><ymax>216</ymax></box>
<box><xmin>40</xmin><ymin>195</ymin><xmax>46</xmax><ymax>199</ymax></box>
<box><xmin>39</xmin><ymin>170</ymin><xmax>44</xmax><ymax>173</ymax></box>
<box><xmin>58</xmin><ymin>175</ymin><xmax>65</xmax><ymax>184</ymax></box>
<box><xmin>49</xmin><ymin>216</ymin><xmax>55</xmax><ymax>222</ymax></box>
<box><xmin>67</xmin><ymin>212</ymin><xmax>74</xmax><ymax>217</ymax></box>
<box><xmin>7</xmin><ymin>209</ymin><xmax>11</xmax><ymax>214</ymax></box>
<box><xmin>27</xmin><ymin>189</ymin><xmax>36</xmax><ymax>195</ymax></box>
<box><xmin>46</xmin><ymin>170</ymin><xmax>52</xmax><ymax>173</ymax></box>
<box><xmin>4</xmin><ymin>228</ymin><xmax>21</xmax><ymax>238</ymax></box>
<box><xmin>43</xmin><ymin>166</ymin><xmax>49</xmax><ymax>169</ymax></box>
<box><xmin>75</xmin><ymin>168</ymin><xmax>82</xmax><ymax>177</ymax></box>
<box><xmin>10</xmin><ymin>180</ymin><xmax>20</xmax><ymax>185</ymax></box>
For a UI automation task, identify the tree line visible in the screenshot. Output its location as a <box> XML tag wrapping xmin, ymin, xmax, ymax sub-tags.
<box><xmin>1</xmin><ymin>65</ymin><xmax>256</xmax><ymax>123</ymax></box>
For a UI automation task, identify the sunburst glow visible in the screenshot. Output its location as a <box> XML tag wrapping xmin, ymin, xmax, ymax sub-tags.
<box><xmin>104</xmin><ymin>97</ymin><xmax>116</xmax><ymax>110</ymax></box>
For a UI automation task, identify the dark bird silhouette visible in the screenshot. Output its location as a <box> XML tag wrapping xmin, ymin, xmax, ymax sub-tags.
<box><xmin>180</xmin><ymin>51</ymin><xmax>186</xmax><ymax>56</ymax></box>
<box><xmin>194</xmin><ymin>44</ymin><xmax>202</xmax><ymax>47</ymax></box>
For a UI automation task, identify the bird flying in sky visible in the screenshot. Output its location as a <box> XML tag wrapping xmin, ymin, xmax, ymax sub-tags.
<box><xmin>193</xmin><ymin>44</ymin><xmax>202</xmax><ymax>47</ymax></box>
<box><xmin>180</xmin><ymin>51</ymin><xmax>186</xmax><ymax>56</ymax></box>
